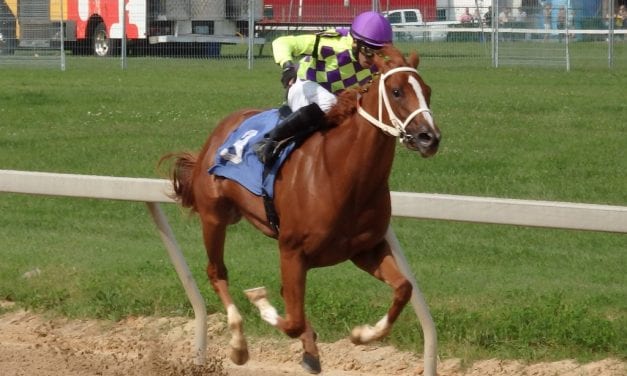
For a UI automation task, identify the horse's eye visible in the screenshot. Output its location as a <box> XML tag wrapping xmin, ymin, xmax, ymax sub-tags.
<box><xmin>392</xmin><ymin>88</ymin><xmax>401</xmax><ymax>98</ymax></box>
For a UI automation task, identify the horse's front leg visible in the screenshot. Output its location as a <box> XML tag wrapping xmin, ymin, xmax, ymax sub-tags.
<box><xmin>349</xmin><ymin>241</ymin><xmax>412</xmax><ymax>344</ymax></box>
<box><xmin>245</xmin><ymin>251</ymin><xmax>321</xmax><ymax>374</ymax></box>
<box><xmin>202</xmin><ymin>218</ymin><xmax>249</xmax><ymax>365</ymax></box>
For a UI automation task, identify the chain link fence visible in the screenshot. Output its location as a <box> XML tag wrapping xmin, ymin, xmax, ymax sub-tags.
<box><xmin>0</xmin><ymin>0</ymin><xmax>66</xmax><ymax>68</ymax></box>
<box><xmin>0</xmin><ymin>0</ymin><xmax>624</xmax><ymax>70</ymax></box>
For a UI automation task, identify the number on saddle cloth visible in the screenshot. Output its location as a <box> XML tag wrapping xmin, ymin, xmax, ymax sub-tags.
<box><xmin>208</xmin><ymin>108</ymin><xmax>296</xmax><ymax>200</ymax></box>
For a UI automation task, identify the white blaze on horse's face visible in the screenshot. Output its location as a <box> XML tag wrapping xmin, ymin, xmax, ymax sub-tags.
<box><xmin>408</xmin><ymin>76</ymin><xmax>436</xmax><ymax>132</ymax></box>
<box><xmin>397</xmin><ymin>70</ymin><xmax>440</xmax><ymax>157</ymax></box>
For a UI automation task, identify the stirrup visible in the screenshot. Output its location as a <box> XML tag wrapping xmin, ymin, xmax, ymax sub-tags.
<box><xmin>253</xmin><ymin>139</ymin><xmax>278</xmax><ymax>165</ymax></box>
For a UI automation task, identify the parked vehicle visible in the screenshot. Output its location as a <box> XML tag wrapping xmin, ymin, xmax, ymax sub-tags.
<box><xmin>0</xmin><ymin>0</ymin><xmax>264</xmax><ymax>57</ymax></box>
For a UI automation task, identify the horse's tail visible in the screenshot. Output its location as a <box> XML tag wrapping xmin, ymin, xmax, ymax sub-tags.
<box><xmin>158</xmin><ymin>152</ymin><xmax>198</xmax><ymax>211</ymax></box>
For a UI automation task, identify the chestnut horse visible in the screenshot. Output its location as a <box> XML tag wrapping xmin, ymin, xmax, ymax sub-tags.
<box><xmin>161</xmin><ymin>45</ymin><xmax>440</xmax><ymax>374</ymax></box>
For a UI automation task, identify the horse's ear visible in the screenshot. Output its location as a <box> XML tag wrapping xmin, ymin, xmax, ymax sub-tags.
<box><xmin>409</xmin><ymin>52</ymin><xmax>420</xmax><ymax>69</ymax></box>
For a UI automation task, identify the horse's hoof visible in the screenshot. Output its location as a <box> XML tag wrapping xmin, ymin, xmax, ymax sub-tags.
<box><xmin>300</xmin><ymin>352</ymin><xmax>321</xmax><ymax>374</ymax></box>
<box><xmin>244</xmin><ymin>286</ymin><xmax>267</xmax><ymax>302</ymax></box>
<box><xmin>349</xmin><ymin>327</ymin><xmax>365</xmax><ymax>345</ymax></box>
<box><xmin>229</xmin><ymin>348</ymin><xmax>249</xmax><ymax>365</ymax></box>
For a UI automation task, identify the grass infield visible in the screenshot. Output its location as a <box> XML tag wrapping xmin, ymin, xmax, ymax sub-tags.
<box><xmin>0</xmin><ymin>55</ymin><xmax>625</xmax><ymax>363</ymax></box>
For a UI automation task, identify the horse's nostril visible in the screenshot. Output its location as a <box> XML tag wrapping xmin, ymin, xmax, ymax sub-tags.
<box><xmin>418</xmin><ymin>132</ymin><xmax>433</xmax><ymax>145</ymax></box>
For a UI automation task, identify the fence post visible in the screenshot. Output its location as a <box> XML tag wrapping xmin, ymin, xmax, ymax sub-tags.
<box><xmin>609</xmin><ymin>0</ymin><xmax>615</xmax><ymax>68</ymax></box>
<box><xmin>493</xmin><ymin>1</ymin><xmax>499</xmax><ymax>67</ymax></box>
<box><xmin>120</xmin><ymin>0</ymin><xmax>127</xmax><ymax>69</ymax></box>
<box><xmin>386</xmin><ymin>225</ymin><xmax>437</xmax><ymax>376</ymax></box>
<box><xmin>248</xmin><ymin>0</ymin><xmax>254</xmax><ymax>70</ymax></box>
<box><xmin>566</xmin><ymin>0</ymin><xmax>571</xmax><ymax>71</ymax></box>
<box><xmin>146</xmin><ymin>202</ymin><xmax>207</xmax><ymax>365</ymax></box>
<box><xmin>59</xmin><ymin>0</ymin><xmax>66</xmax><ymax>71</ymax></box>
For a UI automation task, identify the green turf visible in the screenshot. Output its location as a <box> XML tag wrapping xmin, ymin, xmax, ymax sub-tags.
<box><xmin>0</xmin><ymin>56</ymin><xmax>625</xmax><ymax>363</ymax></box>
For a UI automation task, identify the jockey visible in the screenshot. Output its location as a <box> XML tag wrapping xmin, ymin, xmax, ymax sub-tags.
<box><xmin>254</xmin><ymin>11</ymin><xmax>393</xmax><ymax>166</ymax></box>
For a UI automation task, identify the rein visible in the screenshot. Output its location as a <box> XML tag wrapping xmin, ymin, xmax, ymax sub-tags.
<box><xmin>356</xmin><ymin>67</ymin><xmax>432</xmax><ymax>140</ymax></box>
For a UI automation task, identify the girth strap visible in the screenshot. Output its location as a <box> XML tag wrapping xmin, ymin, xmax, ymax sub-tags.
<box><xmin>262</xmin><ymin>191</ymin><xmax>280</xmax><ymax>234</ymax></box>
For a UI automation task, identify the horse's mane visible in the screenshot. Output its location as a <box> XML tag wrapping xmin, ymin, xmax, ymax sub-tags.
<box><xmin>325</xmin><ymin>45</ymin><xmax>410</xmax><ymax>126</ymax></box>
<box><xmin>326</xmin><ymin>87</ymin><xmax>361</xmax><ymax>125</ymax></box>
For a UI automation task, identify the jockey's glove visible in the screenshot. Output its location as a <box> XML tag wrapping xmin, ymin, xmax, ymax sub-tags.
<box><xmin>281</xmin><ymin>62</ymin><xmax>297</xmax><ymax>89</ymax></box>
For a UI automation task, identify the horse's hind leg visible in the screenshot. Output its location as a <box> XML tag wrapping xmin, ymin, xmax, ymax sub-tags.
<box><xmin>201</xmin><ymin>212</ymin><xmax>249</xmax><ymax>365</ymax></box>
<box><xmin>349</xmin><ymin>241</ymin><xmax>412</xmax><ymax>344</ymax></box>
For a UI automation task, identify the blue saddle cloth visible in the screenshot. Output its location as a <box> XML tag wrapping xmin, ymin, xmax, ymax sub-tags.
<box><xmin>208</xmin><ymin>109</ymin><xmax>296</xmax><ymax>198</ymax></box>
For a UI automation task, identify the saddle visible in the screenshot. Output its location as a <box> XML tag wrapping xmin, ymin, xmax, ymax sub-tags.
<box><xmin>208</xmin><ymin>106</ymin><xmax>316</xmax><ymax>234</ymax></box>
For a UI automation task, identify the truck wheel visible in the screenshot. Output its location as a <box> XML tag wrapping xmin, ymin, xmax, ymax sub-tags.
<box><xmin>92</xmin><ymin>22</ymin><xmax>118</xmax><ymax>57</ymax></box>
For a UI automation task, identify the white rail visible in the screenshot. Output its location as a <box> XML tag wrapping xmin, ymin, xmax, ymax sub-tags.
<box><xmin>2</xmin><ymin>169</ymin><xmax>626</xmax><ymax>375</ymax></box>
<box><xmin>392</xmin><ymin>192</ymin><xmax>627</xmax><ymax>233</ymax></box>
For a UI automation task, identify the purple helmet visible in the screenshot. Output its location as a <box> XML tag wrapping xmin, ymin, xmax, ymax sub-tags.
<box><xmin>350</xmin><ymin>11</ymin><xmax>393</xmax><ymax>47</ymax></box>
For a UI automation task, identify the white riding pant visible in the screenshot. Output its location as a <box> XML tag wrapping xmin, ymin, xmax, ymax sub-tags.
<box><xmin>287</xmin><ymin>79</ymin><xmax>337</xmax><ymax>113</ymax></box>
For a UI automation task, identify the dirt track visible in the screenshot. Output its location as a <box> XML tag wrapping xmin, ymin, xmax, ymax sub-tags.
<box><xmin>0</xmin><ymin>302</ymin><xmax>624</xmax><ymax>376</ymax></box>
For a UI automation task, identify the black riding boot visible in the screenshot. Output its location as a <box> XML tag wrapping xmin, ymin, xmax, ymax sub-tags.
<box><xmin>254</xmin><ymin>102</ymin><xmax>326</xmax><ymax>166</ymax></box>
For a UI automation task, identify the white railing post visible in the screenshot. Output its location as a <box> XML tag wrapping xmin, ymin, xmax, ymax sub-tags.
<box><xmin>386</xmin><ymin>226</ymin><xmax>437</xmax><ymax>376</ymax></box>
<box><xmin>145</xmin><ymin>202</ymin><xmax>207</xmax><ymax>365</ymax></box>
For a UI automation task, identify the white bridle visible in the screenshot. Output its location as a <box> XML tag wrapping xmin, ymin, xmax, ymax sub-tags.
<box><xmin>356</xmin><ymin>66</ymin><xmax>433</xmax><ymax>139</ymax></box>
